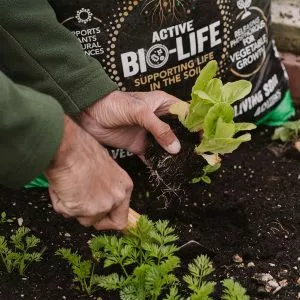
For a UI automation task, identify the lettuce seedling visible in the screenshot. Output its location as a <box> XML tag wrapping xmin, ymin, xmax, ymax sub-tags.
<box><xmin>170</xmin><ymin>60</ymin><xmax>256</xmax><ymax>178</ymax></box>
<box><xmin>272</xmin><ymin>120</ymin><xmax>300</xmax><ymax>143</ymax></box>
<box><xmin>0</xmin><ymin>226</ymin><xmax>45</xmax><ymax>275</ymax></box>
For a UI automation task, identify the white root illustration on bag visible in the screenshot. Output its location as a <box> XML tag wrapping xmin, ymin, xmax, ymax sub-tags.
<box><xmin>237</xmin><ymin>0</ymin><xmax>252</xmax><ymax>19</ymax></box>
<box><xmin>142</xmin><ymin>0</ymin><xmax>188</xmax><ymax>24</ymax></box>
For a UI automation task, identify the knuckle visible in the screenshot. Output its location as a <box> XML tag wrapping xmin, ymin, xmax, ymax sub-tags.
<box><xmin>78</xmin><ymin>218</ymin><xmax>93</xmax><ymax>227</ymax></box>
<box><xmin>151</xmin><ymin>90</ymin><xmax>166</xmax><ymax>97</ymax></box>
<box><xmin>125</xmin><ymin>177</ymin><xmax>134</xmax><ymax>194</ymax></box>
<box><xmin>114</xmin><ymin>221</ymin><xmax>127</xmax><ymax>231</ymax></box>
<box><xmin>135</xmin><ymin>103</ymin><xmax>149</xmax><ymax>118</ymax></box>
<box><xmin>157</xmin><ymin>123</ymin><xmax>172</xmax><ymax>139</ymax></box>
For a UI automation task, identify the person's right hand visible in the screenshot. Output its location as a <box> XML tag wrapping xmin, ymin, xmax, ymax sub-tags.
<box><xmin>44</xmin><ymin>115</ymin><xmax>133</xmax><ymax>230</ymax></box>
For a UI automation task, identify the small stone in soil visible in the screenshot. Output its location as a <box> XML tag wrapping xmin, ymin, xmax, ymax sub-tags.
<box><xmin>269</xmin><ymin>263</ymin><xmax>276</xmax><ymax>267</ymax></box>
<box><xmin>232</xmin><ymin>254</ymin><xmax>243</xmax><ymax>263</ymax></box>
<box><xmin>247</xmin><ymin>262</ymin><xmax>255</xmax><ymax>267</ymax></box>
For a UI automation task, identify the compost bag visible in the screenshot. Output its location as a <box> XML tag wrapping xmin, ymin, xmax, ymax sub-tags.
<box><xmin>27</xmin><ymin>0</ymin><xmax>295</xmax><ymax>187</ymax></box>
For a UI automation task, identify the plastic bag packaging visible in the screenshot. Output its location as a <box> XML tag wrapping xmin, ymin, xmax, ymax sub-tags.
<box><xmin>28</xmin><ymin>0</ymin><xmax>295</xmax><ymax>188</ymax></box>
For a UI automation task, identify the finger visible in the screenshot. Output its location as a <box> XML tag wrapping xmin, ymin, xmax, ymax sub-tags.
<box><xmin>129</xmin><ymin>91</ymin><xmax>182</xmax><ymax>116</ymax></box>
<box><xmin>77</xmin><ymin>212</ymin><xmax>107</xmax><ymax>227</ymax></box>
<box><xmin>138</xmin><ymin>154</ymin><xmax>149</xmax><ymax>165</ymax></box>
<box><xmin>142</xmin><ymin>112</ymin><xmax>181</xmax><ymax>154</ymax></box>
<box><xmin>48</xmin><ymin>186</ymin><xmax>64</xmax><ymax>215</ymax></box>
<box><xmin>93</xmin><ymin>201</ymin><xmax>130</xmax><ymax>231</ymax></box>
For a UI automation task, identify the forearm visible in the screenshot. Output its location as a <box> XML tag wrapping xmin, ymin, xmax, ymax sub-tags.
<box><xmin>0</xmin><ymin>0</ymin><xmax>118</xmax><ymax>115</ymax></box>
<box><xmin>0</xmin><ymin>72</ymin><xmax>64</xmax><ymax>188</ymax></box>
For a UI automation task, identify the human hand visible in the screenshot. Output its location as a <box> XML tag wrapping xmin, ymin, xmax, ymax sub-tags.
<box><xmin>44</xmin><ymin>115</ymin><xmax>133</xmax><ymax>230</ymax></box>
<box><xmin>78</xmin><ymin>90</ymin><xmax>182</xmax><ymax>156</ymax></box>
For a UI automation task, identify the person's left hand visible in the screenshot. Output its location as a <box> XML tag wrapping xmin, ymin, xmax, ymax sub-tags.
<box><xmin>78</xmin><ymin>90</ymin><xmax>183</xmax><ymax>156</ymax></box>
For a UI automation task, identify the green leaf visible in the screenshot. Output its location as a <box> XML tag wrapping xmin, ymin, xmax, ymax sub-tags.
<box><xmin>201</xmin><ymin>176</ymin><xmax>211</xmax><ymax>184</ymax></box>
<box><xmin>214</xmin><ymin>117</ymin><xmax>236</xmax><ymax>139</ymax></box>
<box><xmin>163</xmin><ymin>286</ymin><xmax>184</xmax><ymax>300</ymax></box>
<box><xmin>222</xmin><ymin>279</ymin><xmax>250</xmax><ymax>300</ymax></box>
<box><xmin>283</xmin><ymin>120</ymin><xmax>300</xmax><ymax>131</ymax></box>
<box><xmin>192</xmin><ymin>60</ymin><xmax>218</xmax><ymax>93</ymax></box>
<box><xmin>235</xmin><ymin>123</ymin><xmax>257</xmax><ymax>133</ymax></box>
<box><xmin>183</xmin><ymin>99</ymin><xmax>213</xmax><ymax>132</ymax></box>
<box><xmin>272</xmin><ymin>127</ymin><xmax>292</xmax><ymax>142</ymax></box>
<box><xmin>203</xmin><ymin>163</ymin><xmax>221</xmax><ymax>174</ymax></box>
<box><xmin>221</xmin><ymin>80</ymin><xmax>252</xmax><ymax>104</ymax></box>
<box><xmin>203</xmin><ymin>103</ymin><xmax>235</xmax><ymax>138</ymax></box>
<box><xmin>205</xmin><ymin>78</ymin><xmax>223</xmax><ymax>102</ymax></box>
<box><xmin>196</xmin><ymin>134</ymin><xmax>251</xmax><ymax>155</ymax></box>
<box><xmin>191</xmin><ymin>177</ymin><xmax>203</xmax><ymax>184</ymax></box>
<box><xmin>184</xmin><ymin>255</ymin><xmax>215</xmax><ymax>293</ymax></box>
<box><xmin>169</xmin><ymin>101</ymin><xmax>190</xmax><ymax>124</ymax></box>
<box><xmin>190</xmin><ymin>281</ymin><xmax>216</xmax><ymax>300</ymax></box>
<box><xmin>94</xmin><ymin>273</ymin><xmax>124</xmax><ymax>290</ymax></box>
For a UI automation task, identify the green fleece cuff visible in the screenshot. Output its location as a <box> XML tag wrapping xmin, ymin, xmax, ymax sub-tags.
<box><xmin>68</xmin><ymin>68</ymin><xmax>119</xmax><ymax>114</ymax></box>
<box><xmin>4</xmin><ymin>100</ymin><xmax>64</xmax><ymax>189</ymax></box>
<box><xmin>0</xmin><ymin>74</ymin><xmax>65</xmax><ymax>188</ymax></box>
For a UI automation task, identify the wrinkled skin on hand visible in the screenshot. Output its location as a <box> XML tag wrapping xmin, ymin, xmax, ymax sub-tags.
<box><xmin>45</xmin><ymin>116</ymin><xmax>133</xmax><ymax>231</ymax></box>
<box><xmin>78</xmin><ymin>90</ymin><xmax>182</xmax><ymax>156</ymax></box>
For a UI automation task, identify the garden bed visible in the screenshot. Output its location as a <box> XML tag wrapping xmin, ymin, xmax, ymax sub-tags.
<box><xmin>0</xmin><ymin>115</ymin><xmax>299</xmax><ymax>300</ymax></box>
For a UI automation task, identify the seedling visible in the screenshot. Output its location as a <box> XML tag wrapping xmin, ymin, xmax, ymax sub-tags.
<box><xmin>57</xmin><ymin>217</ymin><xmax>249</xmax><ymax>299</ymax></box>
<box><xmin>184</xmin><ymin>255</ymin><xmax>250</xmax><ymax>300</ymax></box>
<box><xmin>170</xmin><ymin>60</ymin><xmax>256</xmax><ymax>179</ymax></box>
<box><xmin>191</xmin><ymin>163</ymin><xmax>221</xmax><ymax>184</ymax></box>
<box><xmin>272</xmin><ymin>120</ymin><xmax>300</xmax><ymax>142</ymax></box>
<box><xmin>0</xmin><ymin>226</ymin><xmax>45</xmax><ymax>275</ymax></box>
<box><xmin>0</xmin><ymin>211</ymin><xmax>13</xmax><ymax>224</ymax></box>
<box><xmin>55</xmin><ymin>248</ymin><xmax>99</xmax><ymax>295</ymax></box>
<box><xmin>272</xmin><ymin>120</ymin><xmax>300</xmax><ymax>148</ymax></box>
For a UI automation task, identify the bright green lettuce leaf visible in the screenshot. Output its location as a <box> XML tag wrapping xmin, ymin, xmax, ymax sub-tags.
<box><xmin>169</xmin><ymin>101</ymin><xmax>189</xmax><ymax>124</ymax></box>
<box><xmin>221</xmin><ymin>80</ymin><xmax>252</xmax><ymax>104</ymax></box>
<box><xmin>192</xmin><ymin>60</ymin><xmax>218</xmax><ymax>93</ymax></box>
<box><xmin>195</xmin><ymin>134</ymin><xmax>252</xmax><ymax>155</ymax></box>
<box><xmin>214</xmin><ymin>118</ymin><xmax>236</xmax><ymax>139</ymax></box>
<box><xmin>204</xmin><ymin>78</ymin><xmax>223</xmax><ymax>102</ymax></box>
<box><xmin>203</xmin><ymin>103</ymin><xmax>234</xmax><ymax>138</ymax></box>
<box><xmin>182</xmin><ymin>99</ymin><xmax>212</xmax><ymax>132</ymax></box>
<box><xmin>234</xmin><ymin>123</ymin><xmax>257</xmax><ymax>133</ymax></box>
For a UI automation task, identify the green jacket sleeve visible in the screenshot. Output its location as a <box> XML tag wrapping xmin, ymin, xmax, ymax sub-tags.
<box><xmin>0</xmin><ymin>0</ymin><xmax>118</xmax><ymax>116</ymax></box>
<box><xmin>0</xmin><ymin>72</ymin><xmax>64</xmax><ymax>188</ymax></box>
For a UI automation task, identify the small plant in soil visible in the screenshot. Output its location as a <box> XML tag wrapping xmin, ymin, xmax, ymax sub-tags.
<box><xmin>0</xmin><ymin>211</ymin><xmax>13</xmax><ymax>224</ymax></box>
<box><xmin>57</xmin><ymin>216</ymin><xmax>249</xmax><ymax>299</ymax></box>
<box><xmin>272</xmin><ymin>120</ymin><xmax>300</xmax><ymax>152</ymax></box>
<box><xmin>55</xmin><ymin>248</ymin><xmax>100</xmax><ymax>295</ymax></box>
<box><xmin>0</xmin><ymin>226</ymin><xmax>45</xmax><ymax>275</ymax></box>
<box><xmin>145</xmin><ymin>60</ymin><xmax>256</xmax><ymax>208</ymax></box>
<box><xmin>184</xmin><ymin>255</ymin><xmax>249</xmax><ymax>300</ymax></box>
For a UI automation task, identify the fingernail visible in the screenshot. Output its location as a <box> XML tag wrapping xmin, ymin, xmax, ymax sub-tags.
<box><xmin>167</xmin><ymin>140</ymin><xmax>181</xmax><ymax>154</ymax></box>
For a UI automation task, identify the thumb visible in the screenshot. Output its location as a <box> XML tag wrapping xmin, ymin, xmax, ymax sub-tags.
<box><xmin>142</xmin><ymin>112</ymin><xmax>181</xmax><ymax>154</ymax></box>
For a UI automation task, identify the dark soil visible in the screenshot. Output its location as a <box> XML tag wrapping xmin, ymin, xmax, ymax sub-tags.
<box><xmin>0</xmin><ymin>120</ymin><xmax>299</xmax><ymax>300</ymax></box>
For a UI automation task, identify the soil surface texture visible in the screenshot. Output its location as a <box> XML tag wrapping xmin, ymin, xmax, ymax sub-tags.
<box><xmin>0</xmin><ymin>120</ymin><xmax>299</xmax><ymax>300</ymax></box>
